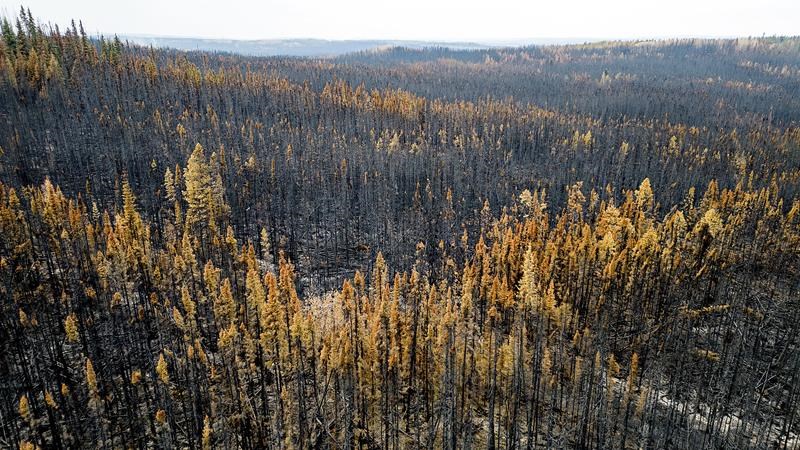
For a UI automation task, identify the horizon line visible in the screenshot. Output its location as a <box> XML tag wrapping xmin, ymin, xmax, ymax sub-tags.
<box><xmin>113</xmin><ymin>32</ymin><xmax>798</xmax><ymax>45</ymax></box>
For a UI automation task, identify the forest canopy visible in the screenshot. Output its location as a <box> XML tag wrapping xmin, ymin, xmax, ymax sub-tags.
<box><xmin>1</xmin><ymin>8</ymin><xmax>799</xmax><ymax>450</ymax></box>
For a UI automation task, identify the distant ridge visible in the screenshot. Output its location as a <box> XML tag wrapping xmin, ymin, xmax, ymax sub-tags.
<box><xmin>119</xmin><ymin>35</ymin><xmax>789</xmax><ymax>57</ymax></box>
<box><xmin>119</xmin><ymin>35</ymin><xmax>494</xmax><ymax>57</ymax></box>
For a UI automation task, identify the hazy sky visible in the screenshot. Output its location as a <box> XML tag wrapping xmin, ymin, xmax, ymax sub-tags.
<box><xmin>5</xmin><ymin>0</ymin><xmax>799</xmax><ymax>41</ymax></box>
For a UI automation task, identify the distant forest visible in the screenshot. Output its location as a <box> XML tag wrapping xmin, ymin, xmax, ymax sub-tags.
<box><xmin>1</xmin><ymin>7</ymin><xmax>800</xmax><ymax>449</ymax></box>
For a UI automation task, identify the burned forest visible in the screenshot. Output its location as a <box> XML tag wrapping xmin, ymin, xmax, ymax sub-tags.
<box><xmin>1</xmin><ymin>8</ymin><xmax>800</xmax><ymax>449</ymax></box>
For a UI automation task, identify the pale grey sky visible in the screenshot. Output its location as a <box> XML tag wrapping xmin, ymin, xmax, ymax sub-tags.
<box><xmin>5</xmin><ymin>0</ymin><xmax>799</xmax><ymax>41</ymax></box>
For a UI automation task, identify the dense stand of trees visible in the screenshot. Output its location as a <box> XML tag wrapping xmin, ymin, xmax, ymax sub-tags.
<box><xmin>1</xmin><ymin>9</ymin><xmax>799</xmax><ymax>449</ymax></box>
